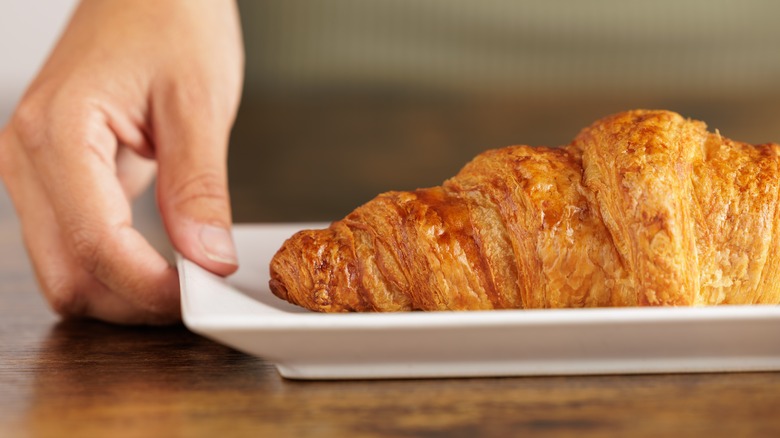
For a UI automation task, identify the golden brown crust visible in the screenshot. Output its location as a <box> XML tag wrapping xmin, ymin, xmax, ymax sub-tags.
<box><xmin>268</xmin><ymin>110</ymin><xmax>780</xmax><ymax>312</ymax></box>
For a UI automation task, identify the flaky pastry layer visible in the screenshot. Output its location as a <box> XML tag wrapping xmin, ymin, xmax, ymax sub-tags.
<box><xmin>269</xmin><ymin>110</ymin><xmax>780</xmax><ymax>312</ymax></box>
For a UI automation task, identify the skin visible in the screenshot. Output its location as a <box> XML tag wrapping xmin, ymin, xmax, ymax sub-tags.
<box><xmin>0</xmin><ymin>0</ymin><xmax>244</xmax><ymax>324</ymax></box>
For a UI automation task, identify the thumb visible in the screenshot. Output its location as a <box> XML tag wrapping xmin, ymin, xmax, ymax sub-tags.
<box><xmin>154</xmin><ymin>90</ymin><xmax>239</xmax><ymax>277</ymax></box>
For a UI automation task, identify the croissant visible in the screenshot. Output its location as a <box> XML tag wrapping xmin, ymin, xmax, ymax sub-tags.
<box><xmin>269</xmin><ymin>110</ymin><xmax>780</xmax><ymax>312</ymax></box>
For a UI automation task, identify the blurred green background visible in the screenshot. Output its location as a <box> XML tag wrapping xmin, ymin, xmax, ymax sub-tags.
<box><xmin>229</xmin><ymin>0</ymin><xmax>780</xmax><ymax>223</ymax></box>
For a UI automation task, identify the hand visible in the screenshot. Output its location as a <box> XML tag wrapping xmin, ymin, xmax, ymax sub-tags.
<box><xmin>0</xmin><ymin>0</ymin><xmax>244</xmax><ymax>324</ymax></box>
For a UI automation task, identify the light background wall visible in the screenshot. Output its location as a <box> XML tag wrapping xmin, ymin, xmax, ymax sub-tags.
<box><xmin>240</xmin><ymin>0</ymin><xmax>780</xmax><ymax>99</ymax></box>
<box><xmin>4</xmin><ymin>0</ymin><xmax>780</xmax><ymax>125</ymax></box>
<box><xmin>0</xmin><ymin>0</ymin><xmax>77</xmax><ymax>126</ymax></box>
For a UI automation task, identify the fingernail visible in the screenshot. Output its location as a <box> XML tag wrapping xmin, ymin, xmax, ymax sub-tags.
<box><xmin>199</xmin><ymin>225</ymin><xmax>238</xmax><ymax>266</ymax></box>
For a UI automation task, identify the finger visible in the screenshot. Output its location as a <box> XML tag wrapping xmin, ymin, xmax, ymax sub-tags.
<box><xmin>1</xmin><ymin>128</ymin><xmax>179</xmax><ymax>324</ymax></box>
<box><xmin>14</xmin><ymin>105</ymin><xmax>180</xmax><ymax>317</ymax></box>
<box><xmin>116</xmin><ymin>145</ymin><xmax>157</xmax><ymax>201</ymax></box>
<box><xmin>153</xmin><ymin>80</ymin><xmax>239</xmax><ymax>276</ymax></box>
<box><xmin>25</xmin><ymin>200</ymin><xmax>178</xmax><ymax>325</ymax></box>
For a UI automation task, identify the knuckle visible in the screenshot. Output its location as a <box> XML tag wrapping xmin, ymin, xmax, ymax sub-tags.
<box><xmin>169</xmin><ymin>170</ymin><xmax>230</xmax><ymax>210</ymax></box>
<box><xmin>165</xmin><ymin>74</ymin><xmax>214</xmax><ymax>112</ymax></box>
<box><xmin>67</xmin><ymin>226</ymin><xmax>104</xmax><ymax>276</ymax></box>
<box><xmin>11</xmin><ymin>96</ymin><xmax>46</xmax><ymax>149</ymax></box>
<box><xmin>159</xmin><ymin>73</ymin><xmax>233</xmax><ymax>125</ymax></box>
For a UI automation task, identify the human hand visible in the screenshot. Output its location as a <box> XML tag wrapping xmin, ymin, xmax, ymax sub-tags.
<box><xmin>0</xmin><ymin>0</ymin><xmax>244</xmax><ymax>324</ymax></box>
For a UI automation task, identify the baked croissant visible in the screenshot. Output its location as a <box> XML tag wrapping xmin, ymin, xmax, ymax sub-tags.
<box><xmin>269</xmin><ymin>110</ymin><xmax>780</xmax><ymax>312</ymax></box>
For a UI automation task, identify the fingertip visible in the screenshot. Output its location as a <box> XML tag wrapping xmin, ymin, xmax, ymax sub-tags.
<box><xmin>106</xmin><ymin>225</ymin><xmax>183</xmax><ymax>319</ymax></box>
<box><xmin>199</xmin><ymin>224</ymin><xmax>238</xmax><ymax>266</ymax></box>
<box><xmin>170</xmin><ymin>219</ymin><xmax>239</xmax><ymax>277</ymax></box>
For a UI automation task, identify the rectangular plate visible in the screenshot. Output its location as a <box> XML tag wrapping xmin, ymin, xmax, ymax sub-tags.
<box><xmin>178</xmin><ymin>223</ymin><xmax>780</xmax><ymax>380</ymax></box>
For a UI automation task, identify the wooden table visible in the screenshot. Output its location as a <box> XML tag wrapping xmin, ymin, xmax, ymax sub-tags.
<box><xmin>3</xmin><ymin>96</ymin><xmax>780</xmax><ymax>436</ymax></box>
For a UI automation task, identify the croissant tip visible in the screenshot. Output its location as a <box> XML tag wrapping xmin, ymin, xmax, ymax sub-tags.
<box><xmin>268</xmin><ymin>277</ymin><xmax>289</xmax><ymax>301</ymax></box>
<box><xmin>269</xmin><ymin>239</ymin><xmax>300</xmax><ymax>305</ymax></box>
<box><xmin>269</xmin><ymin>228</ymin><xmax>344</xmax><ymax>312</ymax></box>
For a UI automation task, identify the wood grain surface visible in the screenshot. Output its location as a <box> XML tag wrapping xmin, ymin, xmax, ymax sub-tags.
<box><xmin>3</xmin><ymin>96</ymin><xmax>780</xmax><ymax>437</ymax></box>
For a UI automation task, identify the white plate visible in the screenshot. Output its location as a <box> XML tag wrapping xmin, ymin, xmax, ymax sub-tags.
<box><xmin>178</xmin><ymin>223</ymin><xmax>780</xmax><ymax>380</ymax></box>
